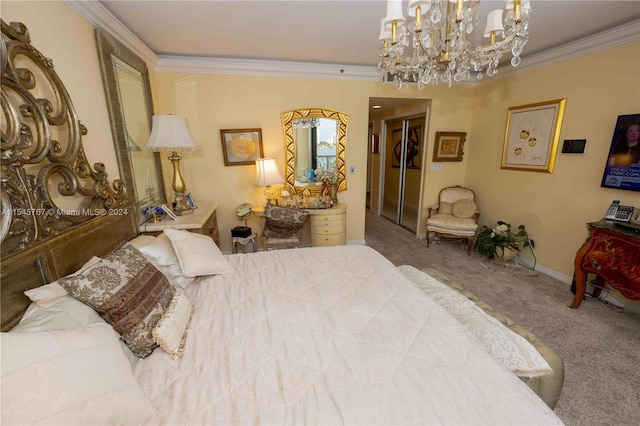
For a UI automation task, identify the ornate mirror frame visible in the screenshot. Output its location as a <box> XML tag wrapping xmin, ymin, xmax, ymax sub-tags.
<box><xmin>282</xmin><ymin>107</ymin><xmax>348</xmax><ymax>196</ymax></box>
<box><xmin>96</xmin><ymin>29</ymin><xmax>165</xmax><ymax>224</ymax></box>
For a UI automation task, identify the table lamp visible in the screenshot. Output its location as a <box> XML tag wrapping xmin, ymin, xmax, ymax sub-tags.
<box><xmin>253</xmin><ymin>158</ymin><xmax>284</xmax><ymax>205</ymax></box>
<box><xmin>145</xmin><ymin>115</ymin><xmax>202</xmax><ymax>215</ymax></box>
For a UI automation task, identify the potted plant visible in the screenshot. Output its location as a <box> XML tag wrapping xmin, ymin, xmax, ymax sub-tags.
<box><xmin>474</xmin><ymin>221</ymin><xmax>535</xmax><ymax>260</ymax></box>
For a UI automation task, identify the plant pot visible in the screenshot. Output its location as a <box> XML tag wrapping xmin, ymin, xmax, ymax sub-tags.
<box><xmin>496</xmin><ymin>246</ymin><xmax>519</xmax><ymax>260</ymax></box>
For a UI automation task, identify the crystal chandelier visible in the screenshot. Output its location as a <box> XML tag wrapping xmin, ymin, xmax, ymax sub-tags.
<box><xmin>293</xmin><ymin>117</ymin><xmax>320</xmax><ymax>129</ymax></box>
<box><xmin>378</xmin><ymin>0</ymin><xmax>531</xmax><ymax>88</ymax></box>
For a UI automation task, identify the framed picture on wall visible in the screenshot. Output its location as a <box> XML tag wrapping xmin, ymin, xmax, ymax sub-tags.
<box><xmin>433</xmin><ymin>131</ymin><xmax>466</xmax><ymax>162</ymax></box>
<box><xmin>500</xmin><ymin>99</ymin><xmax>566</xmax><ymax>173</ymax></box>
<box><xmin>220</xmin><ymin>128</ymin><xmax>264</xmax><ymax>166</ymax></box>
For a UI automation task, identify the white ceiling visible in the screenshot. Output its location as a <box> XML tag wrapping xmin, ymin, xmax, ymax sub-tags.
<box><xmin>99</xmin><ymin>0</ymin><xmax>640</xmax><ymax>67</ymax></box>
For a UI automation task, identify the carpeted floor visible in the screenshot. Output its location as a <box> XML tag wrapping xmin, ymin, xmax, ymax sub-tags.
<box><xmin>364</xmin><ymin>210</ymin><xmax>640</xmax><ymax>426</ymax></box>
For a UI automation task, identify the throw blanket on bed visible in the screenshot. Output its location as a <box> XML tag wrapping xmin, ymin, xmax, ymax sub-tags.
<box><xmin>134</xmin><ymin>245</ymin><xmax>562</xmax><ymax>425</ymax></box>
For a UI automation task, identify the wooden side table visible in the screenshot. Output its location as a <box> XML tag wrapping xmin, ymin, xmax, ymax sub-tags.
<box><xmin>139</xmin><ymin>203</ymin><xmax>219</xmax><ymax>247</ymax></box>
<box><xmin>571</xmin><ymin>219</ymin><xmax>640</xmax><ymax>309</ymax></box>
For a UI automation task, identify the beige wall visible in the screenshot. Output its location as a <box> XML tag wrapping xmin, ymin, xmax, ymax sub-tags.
<box><xmin>151</xmin><ymin>72</ymin><xmax>476</xmax><ymax>251</ymax></box>
<box><xmin>468</xmin><ymin>41</ymin><xmax>640</xmax><ymax>280</ymax></box>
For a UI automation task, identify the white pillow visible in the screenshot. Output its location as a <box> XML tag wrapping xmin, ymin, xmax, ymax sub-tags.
<box><xmin>12</xmin><ymin>296</ymin><xmax>139</xmax><ymax>371</ymax></box>
<box><xmin>153</xmin><ymin>290</ymin><xmax>194</xmax><ymax>359</ymax></box>
<box><xmin>137</xmin><ymin>233</ymin><xmax>196</xmax><ymax>289</ymax></box>
<box><xmin>24</xmin><ymin>256</ymin><xmax>101</xmax><ymax>307</ymax></box>
<box><xmin>399</xmin><ymin>265</ymin><xmax>552</xmax><ymax>378</ymax></box>
<box><xmin>1</xmin><ymin>323</ymin><xmax>154</xmax><ymax>425</ymax></box>
<box><xmin>164</xmin><ymin>228</ymin><xmax>234</xmax><ymax>277</ymax></box>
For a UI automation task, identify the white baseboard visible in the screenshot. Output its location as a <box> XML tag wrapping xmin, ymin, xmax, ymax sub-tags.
<box><xmin>347</xmin><ymin>240</ymin><xmax>366</xmax><ymax>245</ymax></box>
<box><xmin>531</xmin><ymin>263</ymin><xmax>573</xmax><ymax>285</ymax></box>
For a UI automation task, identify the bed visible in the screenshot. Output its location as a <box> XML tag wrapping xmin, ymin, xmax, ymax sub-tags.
<box><xmin>0</xmin><ymin>19</ymin><xmax>563</xmax><ymax>425</ymax></box>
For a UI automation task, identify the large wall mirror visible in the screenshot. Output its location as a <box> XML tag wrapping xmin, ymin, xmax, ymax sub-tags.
<box><xmin>282</xmin><ymin>108</ymin><xmax>348</xmax><ymax>195</ymax></box>
<box><xmin>96</xmin><ymin>29</ymin><xmax>164</xmax><ymax>223</ymax></box>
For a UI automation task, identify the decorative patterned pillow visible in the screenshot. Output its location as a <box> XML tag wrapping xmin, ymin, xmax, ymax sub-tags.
<box><xmin>263</xmin><ymin>203</ymin><xmax>309</xmax><ymax>238</ymax></box>
<box><xmin>152</xmin><ymin>290</ymin><xmax>194</xmax><ymax>359</ymax></box>
<box><xmin>59</xmin><ymin>243</ymin><xmax>175</xmax><ymax>358</ymax></box>
<box><xmin>452</xmin><ymin>199</ymin><xmax>477</xmax><ymax>218</ymax></box>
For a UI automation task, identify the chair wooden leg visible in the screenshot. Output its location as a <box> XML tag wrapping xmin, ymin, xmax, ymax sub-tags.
<box><xmin>466</xmin><ymin>237</ymin><xmax>473</xmax><ymax>255</ymax></box>
<box><xmin>426</xmin><ymin>231</ymin><xmax>431</xmax><ymax>248</ymax></box>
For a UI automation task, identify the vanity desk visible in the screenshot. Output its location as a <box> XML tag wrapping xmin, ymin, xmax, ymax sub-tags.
<box><xmin>139</xmin><ymin>203</ymin><xmax>219</xmax><ymax>247</ymax></box>
<box><xmin>571</xmin><ymin>219</ymin><xmax>640</xmax><ymax>309</ymax></box>
<box><xmin>253</xmin><ymin>203</ymin><xmax>347</xmax><ymax>247</ymax></box>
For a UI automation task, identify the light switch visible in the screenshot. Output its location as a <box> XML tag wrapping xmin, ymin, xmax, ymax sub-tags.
<box><xmin>431</xmin><ymin>163</ymin><xmax>442</xmax><ymax>171</ymax></box>
<box><xmin>349</xmin><ymin>165</ymin><xmax>356</xmax><ymax>174</ymax></box>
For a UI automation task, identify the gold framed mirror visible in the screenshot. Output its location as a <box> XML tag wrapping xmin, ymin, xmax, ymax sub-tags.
<box><xmin>282</xmin><ymin>108</ymin><xmax>348</xmax><ymax>196</ymax></box>
<box><xmin>96</xmin><ymin>29</ymin><xmax>165</xmax><ymax>224</ymax></box>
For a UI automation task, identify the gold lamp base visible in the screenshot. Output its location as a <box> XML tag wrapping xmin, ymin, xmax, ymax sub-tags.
<box><xmin>169</xmin><ymin>151</ymin><xmax>193</xmax><ymax>215</ymax></box>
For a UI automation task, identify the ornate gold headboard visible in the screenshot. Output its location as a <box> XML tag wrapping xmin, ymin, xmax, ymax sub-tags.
<box><xmin>1</xmin><ymin>20</ymin><xmax>137</xmax><ymax>330</ymax></box>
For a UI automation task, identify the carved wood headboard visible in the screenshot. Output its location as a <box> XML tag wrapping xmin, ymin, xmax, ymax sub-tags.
<box><xmin>1</xmin><ymin>20</ymin><xmax>137</xmax><ymax>330</ymax></box>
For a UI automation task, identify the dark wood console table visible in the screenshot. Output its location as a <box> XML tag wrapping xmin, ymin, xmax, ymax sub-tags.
<box><xmin>571</xmin><ymin>219</ymin><xmax>640</xmax><ymax>309</ymax></box>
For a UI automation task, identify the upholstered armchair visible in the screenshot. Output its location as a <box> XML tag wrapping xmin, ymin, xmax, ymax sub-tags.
<box><xmin>260</xmin><ymin>203</ymin><xmax>309</xmax><ymax>251</ymax></box>
<box><xmin>426</xmin><ymin>186</ymin><xmax>480</xmax><ymax>255</ymax></box>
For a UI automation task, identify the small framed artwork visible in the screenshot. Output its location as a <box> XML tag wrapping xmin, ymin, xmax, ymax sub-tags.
<box><xmin>220</xmin><ymin>128</ymin><xmax>264</xmax><ymax>166</ymax></box>
<box><xmin>433</xmin><ymin>131</ymin><xmax>466</xmax><ymax>162</ymax></box>
<box><xmin>561</xmin><ymin>139</ymin><xmax>588</xmax><ymax>154</ymax></box>
<box><xmin>501</xmin><ymin>98</ymin><xmax>566</xmax><ymax>173</ymax></box>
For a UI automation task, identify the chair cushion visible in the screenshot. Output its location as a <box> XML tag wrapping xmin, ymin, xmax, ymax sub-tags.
<box><xmin>438</xmin><ymin>202</ymin><xmax>453</xmax><ymax>215</ymax></box>
<box><xmin>263</xmin><ymin>204</ymin><xmax>309</xmax><ymax>238</ymax></box>
<box><xmin>427</xmin><ymin>214</ymin><xmax>479</xmax><ymax>235</ymax></box>
<box><xmin>452</xmin><ymin>199</ymin><xmax>477</xmax><ymax>218</ymax></box>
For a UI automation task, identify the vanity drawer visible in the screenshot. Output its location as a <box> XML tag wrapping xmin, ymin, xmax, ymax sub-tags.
<box><xmin>311</xmin><ymin>223</ymin><xmax>344</xmax><ymax>235</ymax></box>
<box><xmin>311</xmin><ymin>215</ymin><xmax>344</xmax><ymax>227</ymax></box>
<box><xmin>311</xmin><ymin>233</ymin><xmax>346</xmax><ymax>247</ymax></box>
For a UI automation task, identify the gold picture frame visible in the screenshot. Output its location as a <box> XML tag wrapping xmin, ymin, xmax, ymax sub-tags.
<box><xmin>433</xmin><ymin>132</ymin><xmax>466</xmax><ymax>162</ymax></box>
<box><xmin>220</xmin><ymin>128</ymin><xmax>264</xmax><ymax>166</ymax></box>
<box><xmin>501</xmin><ymin>99</ymin><xmax>566</xmax><ymax>173</ymax></box>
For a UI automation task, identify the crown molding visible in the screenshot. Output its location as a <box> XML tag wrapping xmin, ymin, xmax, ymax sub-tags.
<box><xmin>156</xmin><ymin>56</ymin><xmax>380</xmax><ymax>81</ymax></box>
<box><xmin>63</xmin><ymin>0</ymin><xmax>158</xmax><ymax>67</ymax></box>
<box><xmin>63</xmin><ymin>1</ymin><xmax>637</xmax><ymax>84</ymax></box>
<box><xmin>491</xmin><ymin>19</ymin><xmax>640</xmax><ymax>81</ymax></box>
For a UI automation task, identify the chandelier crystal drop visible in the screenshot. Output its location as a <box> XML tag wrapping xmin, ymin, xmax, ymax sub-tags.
<box><xmin>378</xmin><ymin>0</ymin><xmax>531</xmax><ymax>88</ymax></box>
<box><xmin>293</xmin><ymin>117</ymin><xmax>321</xmax><ymax>129</ymax></box>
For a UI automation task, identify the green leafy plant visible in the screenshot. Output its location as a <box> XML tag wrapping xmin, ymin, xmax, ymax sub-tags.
<box><xmin>474</xmin><ymin>221</ymin><xmax>535</xmax><ymax>260</ymax></box>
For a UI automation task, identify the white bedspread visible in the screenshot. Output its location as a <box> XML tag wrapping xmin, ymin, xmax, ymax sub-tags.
<box><xmin>135</xmin><ymin>245</ymin><xmax>562</xmax><ymax>425</ymax></box>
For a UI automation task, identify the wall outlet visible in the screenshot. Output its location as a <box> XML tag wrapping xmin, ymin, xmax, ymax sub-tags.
<box><xmin>349</xmin><ymin>165</ymin><xmax>356</xmax><ymax>174</ymax></box>
<box><xmin>431</xmin><ymin>163</ymin><xmax>442</xmax><ymax>171</ymax></box>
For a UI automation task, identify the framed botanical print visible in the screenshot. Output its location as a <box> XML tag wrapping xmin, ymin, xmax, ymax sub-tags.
<box><xmin>433</xmin><ymin>132</ymin><xmax>466</xmax><ymax>162</ymax></box>
<box><xmin>501</xmin><ymin>99</ymin><xmax>566</xmax><ymax>173</ymax></box>
<box><xmin>220</xmin><ymin>128</ymin><xmax>264</xmax><ymax>166</ymax></box>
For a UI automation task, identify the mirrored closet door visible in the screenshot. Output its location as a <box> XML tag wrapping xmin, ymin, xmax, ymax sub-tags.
<box><xmin>382</xmin><ymin>115</ymin><xmax>425</xmax><ymax>232</ymax></box>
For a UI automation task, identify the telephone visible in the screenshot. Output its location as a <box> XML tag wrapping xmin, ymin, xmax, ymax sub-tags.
<box><xmin>605</xmin><ymin>200</ymin><xmax>634</xmax><ymax>222</ymax></box>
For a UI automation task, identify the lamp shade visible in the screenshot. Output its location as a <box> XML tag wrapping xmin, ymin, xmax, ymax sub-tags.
<box><xmin>145</xmin><ymin>115</ymin><xmax>202</xmax><ymax>152</ymax></box>
<box><xmin>253</xmin><ymin>158</ymin><xmax>284</xmax><ymax>186</ymax></box>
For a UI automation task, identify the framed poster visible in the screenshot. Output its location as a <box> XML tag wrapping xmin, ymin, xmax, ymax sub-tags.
<box><xmin>220</xmin><ymin>128</ymin><xmax>264</xmax><ymax>166</ymax></box>
<box><xmin>601</xmin><ymin>113</ymin><xmax>640</xmax><ymax>192</ymax></box>
<box><xmin>501</xmin><ymin>99</ymin><xmax>566</xmax><ymax>173</ymax></box>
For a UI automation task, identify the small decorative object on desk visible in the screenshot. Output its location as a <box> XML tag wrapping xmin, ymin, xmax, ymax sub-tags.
<box><xmin>474</xmin><ymin>221</ymin><xmax>534</xmax><ymax>261</ymax></box>
<box><xmin>142</xmin><ymin>205</ymin><xmax>166</xmax><ymax>223</ymax></box>
<box><xmin>316</xmin><ymin>166</ymin><xmax>339</xmax><ymax>204</ymax></box>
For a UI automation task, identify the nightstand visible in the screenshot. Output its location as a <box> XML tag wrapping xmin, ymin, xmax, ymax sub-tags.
<box><xmin>139</xmin><ymin>203</ymin><xmax>219</xmax><ymax>247</ymax></box>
